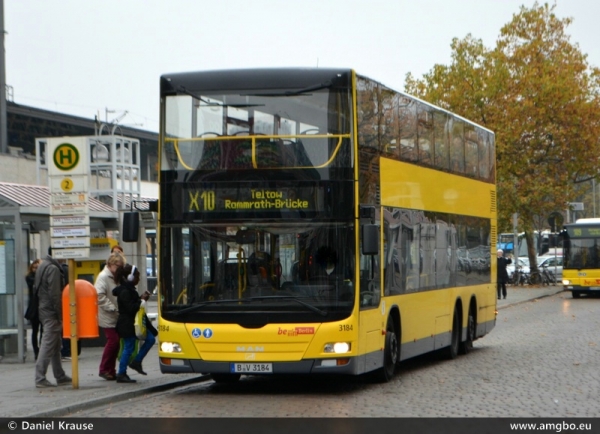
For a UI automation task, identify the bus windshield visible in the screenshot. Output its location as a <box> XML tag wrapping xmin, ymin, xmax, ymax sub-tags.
<box><xmin>563</xmin><ymin>226</ymin><xmax>600</xmax><ymax>269</ymax></box>
<box><xmin>163</xmin><ymin>87</ymin><xmax>352</xmax><ymax>172</ymax></box>
<box><xmin>160</xmin><ymin>223</ymin><xmax>355</xmax><ymax>324</ymax></box>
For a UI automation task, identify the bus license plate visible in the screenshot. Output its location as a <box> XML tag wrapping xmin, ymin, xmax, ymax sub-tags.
<box><xmin>230</xmin><ymin>363</ymin><xmax>273</xmax><ymax>373</ymax></box>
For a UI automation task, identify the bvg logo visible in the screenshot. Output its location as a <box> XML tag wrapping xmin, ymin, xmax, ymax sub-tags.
<box><xmin>53</xmin><ymin>143</ymin><xmax>80</xmax><ymax>171</ymax></box>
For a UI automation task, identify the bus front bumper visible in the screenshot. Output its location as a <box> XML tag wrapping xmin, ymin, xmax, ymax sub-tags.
<box><xmin>159</xmin><ymin>357</ymin><xmax>361</xmax><ymax>375</ymax></box>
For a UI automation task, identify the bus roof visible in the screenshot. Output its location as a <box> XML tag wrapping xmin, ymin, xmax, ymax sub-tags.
<box><xmin>161</xmin><ymin>67</ymin><xmax>352</xmax><ymax>94</ymax></box>
<box><xmin>160</xmin><ymin>67</ymin><xmax>494</xmax><ymax>135</ymax></box>
<box><xmin>571</xmin><ymin>218</ymin><xmax>600</xmax><ymax>225</ymax></box>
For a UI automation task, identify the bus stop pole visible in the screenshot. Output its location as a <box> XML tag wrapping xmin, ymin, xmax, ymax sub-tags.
<box><xmin>68</xmin><ymin>258</ymin><xmax>79</xmax><ymax>389</ymax></box>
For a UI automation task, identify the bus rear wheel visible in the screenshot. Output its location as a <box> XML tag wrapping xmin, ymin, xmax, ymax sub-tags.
<box><xmin>445</xmin><ymin>308</ymin><xmax>459</xmax><ymax>360</ymax></box>
<box><xmin>211</xmin><ymin>373</ymin><xmax>241</xmax><ymax>383</ymax></box>
<box><xmin>459</xmin><ymin>309</ymin><xmax>475</xmax><ymax>355</ymax></box>
<box><xmin>376</xmin><ymin>317</ymin><xmax>399</xmax><ymax>382</ymax></box>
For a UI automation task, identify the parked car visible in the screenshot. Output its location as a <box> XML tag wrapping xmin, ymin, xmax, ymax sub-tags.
<box><xmin>537</xmin><ymin>255</ymin><xmax>563</xmax><ymax>277</ymax></box>
<box><xmin>506</xmin><ymin>257</ymin><xmax>530</xmax><ymax>275</ymax></box>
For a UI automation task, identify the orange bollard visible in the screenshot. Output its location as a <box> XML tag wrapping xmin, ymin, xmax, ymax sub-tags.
<box><xmin>62</xmin><ymin>279</ymin><xmax>99</xmax><ymax>338</ymax></box>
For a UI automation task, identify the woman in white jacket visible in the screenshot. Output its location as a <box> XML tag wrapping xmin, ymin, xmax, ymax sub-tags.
<box><xmin>95</xmin><ymin>252</ymin><xmax>126</xmax><ymax>380</ymax></box>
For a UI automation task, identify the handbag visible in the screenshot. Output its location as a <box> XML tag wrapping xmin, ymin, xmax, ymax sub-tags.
<box><xmin>24</xmin><ymin>268</ymin><xmax>46</xmax><ymax>321</ymax></box>
<box><xmin>134</xmin><ymin>300</ymin><xmax>147</xmax><ymax>340</ymax></box>
<box><xmin>24</xmin><ymin>293</ymin><xmax>38</xmax><ymax>321</ymax></box>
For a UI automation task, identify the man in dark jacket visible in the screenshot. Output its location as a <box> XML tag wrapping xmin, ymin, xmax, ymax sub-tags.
<box><xmin>497</xmin><ymin>249</ymin><xmax>512</xmax><ymax>300</ymax></box>
<box><xmin>34</xmin><ymin>249</ymin><xmax>72</xmax><ymax>388</ymax></box>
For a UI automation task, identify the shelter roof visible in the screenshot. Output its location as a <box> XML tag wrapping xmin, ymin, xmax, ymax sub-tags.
<box><xmin>0</xmin><ymin>182</ymin><xmax>117</xmax><ymax>215</ymax></box>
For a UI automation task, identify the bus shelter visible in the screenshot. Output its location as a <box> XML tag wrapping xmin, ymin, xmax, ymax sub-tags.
<box><xmin>0</xmin><ymin>182</ymin><xmax>118</xmax><ymax>362</ymax></box>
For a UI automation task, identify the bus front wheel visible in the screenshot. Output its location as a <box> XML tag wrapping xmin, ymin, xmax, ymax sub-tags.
<box><xmin>376</xmin><ymin>317</ymin><xmax>399</xmax><ymax>382</ymax></box>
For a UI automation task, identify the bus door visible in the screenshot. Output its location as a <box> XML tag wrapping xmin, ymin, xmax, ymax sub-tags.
<box><xmin>359</xmin><ymin>222</ymin><xmax>383</xmax><ymax>373</ymax></box>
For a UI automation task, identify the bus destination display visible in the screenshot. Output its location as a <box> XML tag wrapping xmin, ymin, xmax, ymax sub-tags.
<box><xmin>567</xmin><ymin>226</ymin><xmax>600</xmax><ymax>238</ymax></box>
<box><xmin>188</xmin><ymin>188</ymin><xmax>311</xmax><ymax>212</ymax></box>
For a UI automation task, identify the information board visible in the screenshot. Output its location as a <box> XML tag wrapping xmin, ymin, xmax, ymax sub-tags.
<box><xmin>47</xmin><ymin>137</ymin><xmax>90</xmax><ymax>259</ymax></box>
<box><xmin>0</xmin><ymin>240</ymin><xmax>15</xmax><ymax>295</ymax></box>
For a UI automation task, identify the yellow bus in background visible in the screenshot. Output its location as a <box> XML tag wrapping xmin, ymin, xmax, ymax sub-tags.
<box><xmin>155</xmin><ymin>68</ymin><xmax>497</xmax><ymax>382</ymax></box>
<box><xmin>561</xmin><ymin>218</ymin><xmax>600</xmax><ymax>298</ymax></box>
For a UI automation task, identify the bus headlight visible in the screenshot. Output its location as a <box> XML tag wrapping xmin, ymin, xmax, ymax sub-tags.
<box><xmin>160</xmin><ymin>341</ymin><xmax>182</xmax><ymax>353</ymax></box>
<box><xmin>324</xmin><ymin>342</ymin><xmax>351</xmax><ymax>354</ymax></box>
<box><xmin>562</xmin><ymin>279</ymin><xmax>570</xmax><ymax>285</ymax></box>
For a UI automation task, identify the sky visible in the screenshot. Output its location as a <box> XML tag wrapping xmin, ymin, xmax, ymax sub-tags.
<box><xmin>5</xmin><ymin>0</ymin><xmax>600</xmax><ymax>133</ymax></box>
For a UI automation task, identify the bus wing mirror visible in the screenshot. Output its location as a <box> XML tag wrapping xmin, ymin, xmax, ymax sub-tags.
<box><xmin>361</xmin><ymin>224</ymin><xmax>378</xmax><ymax>255</ymax></box>
<box><xmin>148</xmin><ymin>200</ymin><xmax>159</xmax><ymax>212</ymax></box>
<box><xmin>123</xmin><ymin>212</ymin><xmax>140</xmax><ymax>242</ymax></box>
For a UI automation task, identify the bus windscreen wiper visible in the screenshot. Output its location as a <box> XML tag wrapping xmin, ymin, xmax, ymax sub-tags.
<box><xmin>173</xmin><ymin>299</ymin><xmax>244</xmax><ymax>316</ymax></box>
<box><xmin>177</xmin><ymin>86</ymin><xmax>263</xmax><ymax>108</ymax></box>
<box><xmin>243</xmin><ymin>296</ymin><xmax>327</xmax><ymax>317</ymax></box>
<box><xmin>173</xmin><ymin>296</ymin><xmax>327</xmax><ymax>317</ymax></box>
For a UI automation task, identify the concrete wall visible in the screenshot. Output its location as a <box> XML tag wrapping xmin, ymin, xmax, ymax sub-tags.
<box><xmin>0</xmin><ymin>154</ymin><xmax>44</xmax><ymax>185</ymax></box>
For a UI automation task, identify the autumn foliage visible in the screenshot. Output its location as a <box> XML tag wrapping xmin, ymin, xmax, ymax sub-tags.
<box><xmin>405</xmin><ymin>2</ymin><xmax>600</xmax><ymax>267</ymax></box>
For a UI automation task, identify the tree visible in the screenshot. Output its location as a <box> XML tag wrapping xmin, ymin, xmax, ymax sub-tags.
<box><xmin>405</xmin><ymin>2</ymin><xmax>600</xmax><ymax>271</ymax></box>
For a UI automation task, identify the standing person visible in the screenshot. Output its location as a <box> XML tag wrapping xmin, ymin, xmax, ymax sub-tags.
<box><xmin>110</xmin><ymin>244</ymin><xmax>127</xmax><ymax>264</ymax></box>
<box><xmin>34</xmin><ymin>249</ymin><xmax>71</xmax><ymax>388</ymax></box>
<box><xmin>497</xmin><ymin>249</ymin><xmax>512</xmax><ymax>300</ymax></box>
<box><xmin>25</xmin><ymin>259</ymin><xmax>43</xmax><ymax>360</ymax></box>
<box><xmin>113</xmin><ymin>264</ymin><xmax>156</xmax><ymax>383</ymax></box>
<box><xmin>95</xmin><ymin>252</ymin><xmax>126</xmax><ymax>381</ymax></box>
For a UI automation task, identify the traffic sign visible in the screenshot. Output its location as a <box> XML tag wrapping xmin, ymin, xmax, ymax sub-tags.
<box><xmin>548</xmin><ymin>212</ymin><xmax>564</xmax><ymax>232</ymax></box>
<box><xmin>49</xmin><ymin>175</ymin><xmax>89</xmax><ymax>194</ymax></box>
<box><xmin>47</xmin><ymin>137</ymin><xmax>91</xmax><ymax>260</ymax></box>
<box><xmin>47</xmin><ymin>138</ymin><xmax>89</xmax><ymax>177</ymax></box>
<box><xmin>51</xmin><ymin>226</ymin><xmax>90</xmax><ymax>237</ymax></box>
<box><xmin>51</xmin><ymin>203</ymin><xmax>89</xmax><ymax>216</ymax></box>
<box><xmin>50</xmin><ymin>193</ymin><xmax>88</xmax><ymax>205</ymax></box>
<box><xmin>50</xmin><ymin>215</ymin><xmax>90</xmax><ymax>227</ymax></box>
<box><xmin>52</xmin><ymin>248</ymin><xmax>91</xmax><ymax>259</ymax></box>
<box><xmin>51</xmin><ymin>238</ymin><xmax>91</xmax><ymax>248</ymax></box>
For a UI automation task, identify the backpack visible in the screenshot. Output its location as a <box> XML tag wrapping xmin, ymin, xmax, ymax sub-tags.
<box><xmin>24</xmin><ymin>264</ymin><xmax>50</xmax><ymax>321</ymax></box>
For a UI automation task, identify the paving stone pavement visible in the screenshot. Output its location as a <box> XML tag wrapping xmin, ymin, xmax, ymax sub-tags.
<box><xmin>0</xmin><ymin>285</ymin><xmax>564</xmax><ymax>418</ymax></box>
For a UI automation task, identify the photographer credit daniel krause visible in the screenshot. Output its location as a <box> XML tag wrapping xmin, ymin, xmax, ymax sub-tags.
<box><xmin>17</xmin><ymin>421</ymin><xmax>94</xmax><ymax>430</ymax></box>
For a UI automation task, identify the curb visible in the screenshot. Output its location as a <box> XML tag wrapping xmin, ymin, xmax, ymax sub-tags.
<box><xmin>25</xmin><ymin>374</ymin><xmax>212</xmax><ymax>418</ymax></box>
<box><xmin>497</xmin><ymin>287</ymin><xmax>564</xmax><ymax>310</ymax></box>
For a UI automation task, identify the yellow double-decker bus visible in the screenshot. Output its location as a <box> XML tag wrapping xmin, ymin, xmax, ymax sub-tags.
<box><xmin>155</xmin><ymin>68</ymin><xmax>497</xmax><ymax>382</ymax></box>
